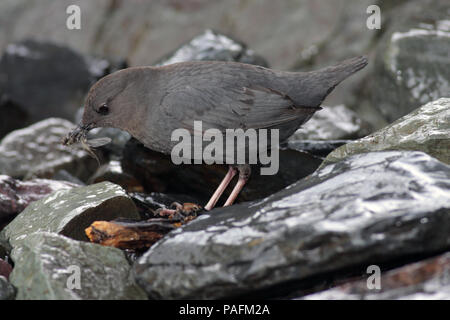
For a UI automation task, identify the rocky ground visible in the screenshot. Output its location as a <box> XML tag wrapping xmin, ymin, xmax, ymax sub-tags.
<box><xmin>0</xmin><ymin>0</ymin><xmax>449</xmax><ymax>300</ymax></box>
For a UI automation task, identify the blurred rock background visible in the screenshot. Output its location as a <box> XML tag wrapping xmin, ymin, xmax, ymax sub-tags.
<box><xmin>0</xmin><ymin>0</ymin><xmax>449</xmax><ymax>300</ymax></box>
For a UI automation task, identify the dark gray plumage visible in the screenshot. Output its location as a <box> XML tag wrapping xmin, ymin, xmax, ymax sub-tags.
<box><xmin>73</xmin><ymin>56</ymin><xmax>368</xmax><ymax>210</ymax></box>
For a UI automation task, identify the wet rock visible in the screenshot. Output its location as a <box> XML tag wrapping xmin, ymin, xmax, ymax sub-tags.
<box><xmin>0</xmin><ymin>182</ymin><xmax>139</xmax><ymax>249</ymax></box>
<box><xmin>0</xmin><ymin>175</ymin><xmax>77</xmax><ymax>227</ymax></box>
<box><xmin>0</xmin><ymin>118</ymin><xmax>98</xmax><ymax>181</ymax></box>
<box><xmin>0</xmin><ymin>40</ymin><xmax>92</xmax><ymax>124</ymax></box>
<box><xmin>373</xmin><ymin>0</ymin><xmax>450</xmax><ymax>122</ymax></box>
<box><xmin>122</xmin><ymin>138</ymin><xmax>322</xmax><ymax>204</ymax></box>
<box><xmin>323</xmin><ymin>98</ymin><xmax>450</xmax><ymax>166</ymax></box>
<box><xmin>289</xmin><ymin>105</ymin><xmax>368</xmax><ymax>141</ymax></box>
<box><xmin>302</xmin><ymin>252</ymin><xmax>450</xmax><ymax>300</ymax></box>
<box><xmin>88</xmin><ymin>160</ymin><xmax>143</xmax><ymax>193</ymax></box>
<box><xmin>0</xmin><ymin>276</ymin><xmax>15</xmax><ymax>300</ymax></box>
<box><xmin>134</xmin><ymin>151</ymin><xmax>450</xmax><ymax>299</ymax></box>
<box><xmin>9</xmin><ymin>232</ymin><xmax>147</xmax><ymax>300</ymax></box>
<box><xmin>155</xmin><ymin>29</ymin><xmax>268</xmax><ymax>67</ymax></box>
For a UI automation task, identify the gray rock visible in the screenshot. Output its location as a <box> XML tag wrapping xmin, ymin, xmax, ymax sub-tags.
<box><xmin>0</xmin><ymin>182</ymin><xmax>139</xmax><ymax>249</ymax></box>
<box><xmin>155</xmin><ymin>29</ymin><xmax>268</xmax><ymax>67</ymax></box>
<box><xmin>0</xmin><ymin>118</ymin><xmax>98</xmax><ymax>181</ymax></box>
<box><xmin>134</xmin><ymin>151</ymin><xmax>450</xmax><ymax>299</ymax></box>
<box><xmin>302</xmin><ymin>252</ymin><xmax>450</xmax><ymax>300</ymax></box>
<box><xmin>9</xmin><ymin>232</ymin><xmax>147</xmax><ymax>300</ymax></box>
<box><xmin>0</xmin><ymin>40</ymin><xmax>92</xmax><ymax>123</ymax></box>
<box><xmin>0</xmin><ymin>175</ymin><xmax>78</xmax><ymax>225</ymax></box>
<box><xmin>323</xmin><ymin>98</ymin><xmax>450</xmax><ymax>166</ymax></box>
<box><xmin>372</xmin><ymin>0</ymin><xmax>450</xmax><ymax>122</ymax></box>
<box><xmin>0</xmin><ymin>276</ymin><xmax>15</xmax><ymax>300</ymax></box>
<box><xmin>289</xmin><ymin>104</ymin><xmax>368</xmax><ymax>141</ymax></box>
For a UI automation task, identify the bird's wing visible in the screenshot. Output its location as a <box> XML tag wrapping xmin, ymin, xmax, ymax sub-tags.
<box><xmin>159</xmin><ymin>83</ymin><xmax>319</xmax><ymax>134</ymax></box>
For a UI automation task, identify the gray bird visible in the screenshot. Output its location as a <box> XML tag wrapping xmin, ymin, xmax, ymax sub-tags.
<box><xmin>65</xmin><ymin>56</ymin><xmax>368</xmax><ymax>211</ymax></box>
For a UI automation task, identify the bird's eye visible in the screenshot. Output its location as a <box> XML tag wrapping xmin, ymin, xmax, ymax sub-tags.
<box><xmin>97</xmin><ymin>103</ymin><xmax>109</xmax><ymax>115</ymax></box>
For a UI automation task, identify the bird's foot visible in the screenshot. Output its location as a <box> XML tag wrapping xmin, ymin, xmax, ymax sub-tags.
<box><xmin>155</xmin><ymin>202</ymin><xmax>203</xmax><ymax>222</ymax></box>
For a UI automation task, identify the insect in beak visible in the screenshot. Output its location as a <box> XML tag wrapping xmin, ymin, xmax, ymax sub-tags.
<box><xmin>62</xmin><ymin>123</ymin><xmax>111</xmax><ymax>165</ymax></box>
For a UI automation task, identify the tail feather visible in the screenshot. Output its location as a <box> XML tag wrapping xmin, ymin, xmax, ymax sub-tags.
<box><xmin>320</xmin><ymin>56</ymin><xmax>368</xmax><ymax>89</ymax></box>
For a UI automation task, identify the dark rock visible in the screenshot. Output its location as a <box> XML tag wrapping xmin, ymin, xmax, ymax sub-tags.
<box><xmin>154</xmin><ymin>29</ymin><xmax>269</xmax><ymax>67</ymax></box>
<box><xmin>0</xmin><ymin>118</ymin><xmax>98</xmax><ymax>181</ymax></box>
<box><xmin>122</xmin><ymin>138</ymin><xmax>322</xmax><ymax>204</ymax></box>
<box><xmin>0</xmin><ymin>276</ymin><xmax>15</xmax><ymax>300</ymax></box>
<box><xmin>0</xmin><ymin>258</ymin><xmax>11</xmax><ymax>280</ymax></box>
<box><xmin>0</xmin><ymin>40</ymin><xmax>92</xmax><ymax>123</ymax></box>
<box><xmin>9</xmin><ymin>232</ymin><xmax>147</xmax><ymax>300</ymax></box>
<box><xmin>0</xmin><ymin>94</ymin><xmax>29</xmax><ymax>139</ymax></box>
<box><xmin>0</xmin><ymin>182</ymin><xmax>140</xmax><ymax>249</ymax></box>
<box><xmin>133</xmin><ymin>151</ymin><xmax>450</xmax><ymax>299</ymax></box>
<box><xmin>0</xmin><ymin>238</ymin><xmax>9</xmax><ymax>260</ymax></box>
<box><xmin>285</xmin><ymin>140</ymin><xmax>350</xmax><ymax>158</ymax></box>
<box><xmin>303</xmin><ymin>252</ymin><xmax>450</xmax><ymax>300</ymax></box>
<box><xmin>51</xmin><ymin>170</ymin><xmax>85</xmax><ymax>186</ymax></box>
<box><xmin>372</xmin><ymin>0</ymin><xmax>450</xmax><ymax>122</ymax></box>
<box><xmin>0</xmin><ymin>175</ymin><xmax>77</xmax><ymax>228</ymax></box>
<box><xmin>88</xmin><ymin>160</ymin><xmax>143</xmax><ymax>193</ymax></box>
<box><xmin>0</xmin><ymin>40</ymin><xmax>126</xmax><ymax>131</ymax></box>
<box><xmin>323</xmin><ymin>98</ymin><xmax>450</xmax><ymax>166</ymax></box>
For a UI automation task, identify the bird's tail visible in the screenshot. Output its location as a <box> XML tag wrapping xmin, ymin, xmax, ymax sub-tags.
<box><xmin>319</xmin><ymin>56</ymin><xmax>368</xmax><ymax>90</ymax></box>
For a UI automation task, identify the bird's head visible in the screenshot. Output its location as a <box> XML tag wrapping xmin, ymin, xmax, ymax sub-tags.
<box><xmin>82</xmin><ymin>68</ymin><xmax>136</xmax><ymax>130</ymax></box>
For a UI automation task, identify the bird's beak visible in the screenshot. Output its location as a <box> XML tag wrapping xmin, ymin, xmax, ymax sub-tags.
<box><xmin>62</xmin><ymin>122</ymin><xmax>94</xmax><ymax>146</ymax></box>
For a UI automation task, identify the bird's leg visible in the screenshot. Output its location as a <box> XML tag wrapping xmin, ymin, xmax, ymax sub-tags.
<box><xmin>224</xmin><ymin>165</ymin><xmax>251</xmax><ymax>207</ymax></box>
<box><xmin>204</xmin><ymin>166</ymin><xmax>237</xmax><ymax>211</ymax></box>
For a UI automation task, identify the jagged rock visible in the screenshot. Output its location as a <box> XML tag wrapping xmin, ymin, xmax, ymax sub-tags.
<box><xmin>372</xmin><ymin>0</ymin><xmax>450</xmax><ymax>122</ymax></box>
<box><xmin>134</xmin><ymin>151</ymin><xmax>450</xmax><ymax>299</ymax></box>
<box><xmin>0</xmin><ymin>276</ymin><xmax>15</xmax><ymax>300</ymax></box>
<box><xmin>0</xmin><ymin>118</ymin><xmax>98</xmax><ymax>181</ymax></box>
<box><xmin>0</xmin><ymin>182</ymin><xmax>139</xmax><ymax>249</ymax></box>
<box><xmin>0</xmin><ymin>175</ymin><xmax>77</xmax><ymax>227</ymax></box>
<box><xmin>9</xmin><ymin>232</ymin><xmax>147</xmax><ymax>300</ymax></box>
<box><xmin>155</xmin><ymin>29</ymin><xmax>268</xmax><ymax>67</ymax></box>
<box><xmin>122</xmin><ymin>138</ymin><xmax>322</xmax><ymax>203</ymax></box>
<box><xmin>302</xmin><ymin>252</ymin><xmax>450</xmax><ymax>300</ymax></box>
<box><xmin>323</xmin><ymin>98</ymin><xmax>450</xmax><ymax>166</ymax></box>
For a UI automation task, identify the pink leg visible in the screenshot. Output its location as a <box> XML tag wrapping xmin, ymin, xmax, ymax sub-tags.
<box><xmin>223</xmin><ymin>178</ymin><xmax>247</xmax><ymax>207</ymax></box>
<box><xmin>223</xmin><ymin>165</ymin><xmax>251</xmax><ymax>207</ymax></box>
<box><xmin>204</xmin><ymin>167</ymin><xmax>237</xmax><ymax>211</ymax></box>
